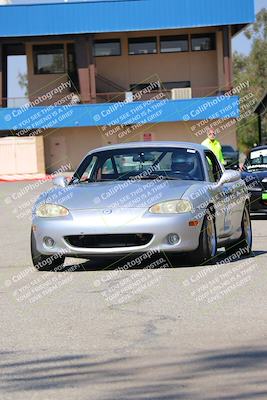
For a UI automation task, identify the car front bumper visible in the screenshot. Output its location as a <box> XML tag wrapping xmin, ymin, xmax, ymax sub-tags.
<box><xmin>32</xmin><ymin>208</ymin><xmax>202</xmax><ymax>257</ymax></box>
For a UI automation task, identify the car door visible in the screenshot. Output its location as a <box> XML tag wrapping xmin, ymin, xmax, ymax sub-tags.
<box><xmin>222</xmin><ymin>176</ymin><xmax>244</xmax><ymax>237</ymax></box>
<box><xmin>204</xmin><ymin>150</ymin><xmax>232</xmax><ymax>238</ymax></box>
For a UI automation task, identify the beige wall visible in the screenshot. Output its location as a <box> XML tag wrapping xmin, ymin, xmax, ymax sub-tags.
<box><xmin>216</xmin><ymin>31</ymin><xmax>225</xmax><ymax>89</ymax></box>
<box><xmin>25</xmin><ymin>27</ymin><xmax>229</xmax><ymax>100</ymax></box>
<box><xmin>114</xmin><ymin>121</ymin><xmax>237</xmax><ymax>148</ymax></box>
<box><xmin>43</xmin><ymin>120</ymin><xmax>237</xmax><ymax>172</ymax></box>
<box><xmin>43</xmin><ymin>126</ymin><xmax>103</xmax><ymax>173</ymax></box>
<box><xmin>95</xmin><ymin>28</ymin><xmax>220</xmax><ymax>93</ymax></box>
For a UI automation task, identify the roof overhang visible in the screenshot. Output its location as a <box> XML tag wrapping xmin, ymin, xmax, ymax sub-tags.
<box><xmin>0</xmin><ymin>0</ymin><xmax>255</xmax><ymax>38</ymax></box>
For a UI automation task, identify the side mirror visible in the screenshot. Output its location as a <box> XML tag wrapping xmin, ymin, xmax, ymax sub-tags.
<box><xmin>53</xmin><ymin>176</ymin><xmax>68</xmax><ymax>188</ymax></box>
<box><xmin>218</xmin><ymin>170</ymin><xmax>241</xmax><ymax>186</ymax></box>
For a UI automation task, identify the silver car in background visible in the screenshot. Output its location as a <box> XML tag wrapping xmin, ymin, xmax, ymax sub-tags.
<box><xmin>31</xmin><ymin>142</ymin><xmax>252</xmax><ymax>270</ymax></box>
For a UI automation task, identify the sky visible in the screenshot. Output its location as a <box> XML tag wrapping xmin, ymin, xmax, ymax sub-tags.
<box><xmin>233</xmin><ymin>0</ymin><xmax>267</xmax><ymax>54</ymax></box>
<box><xmin>7</xmin><ymin>0</ymin><xmax>267</xmax><ymax>100</ymax></box>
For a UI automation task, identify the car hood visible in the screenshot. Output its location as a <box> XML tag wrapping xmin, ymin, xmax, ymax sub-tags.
<box><xmin>45</xmin><ymin>180</ymin><xmax>195</xmax><ymax>210</ymax></box>
<box><xmin>242</xmin><ymin>169</ymin><xmax>267</xmax><ymax>181</ymax></box>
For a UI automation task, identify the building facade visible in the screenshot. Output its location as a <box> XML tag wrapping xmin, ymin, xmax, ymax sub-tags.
<box><xmin>0</xmin><ymin>0</ymin><xmax>254</xmax><ymax>173</ymax></box>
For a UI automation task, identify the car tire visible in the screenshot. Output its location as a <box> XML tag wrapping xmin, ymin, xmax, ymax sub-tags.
<box><xmin>189</xmin><ymin>209</ymin><xmax>217</xmax><ymax>266</ymax></box>
<box><xmin>31</xmin><ymin>229</ymin><xmax>65</xmax><ymax>271</ymax></box>
<box><xmin>225</xmin><ymin>206</ymin><xmax>252</xmax><ymax>256</ymax></box>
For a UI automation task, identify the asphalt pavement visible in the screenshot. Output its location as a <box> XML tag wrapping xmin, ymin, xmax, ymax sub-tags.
<box><xmin>0</xmin><ymin>181</ymin><xmax>267</xmax><ymax>400</ymax></box>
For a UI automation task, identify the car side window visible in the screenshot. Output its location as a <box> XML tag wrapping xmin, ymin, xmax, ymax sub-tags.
<box><xmin>79</xmin><ymin>156</ymin><xmax>98</xmax><ymax>182</ymax></box>
<box><xmin>205</xmin><ymin>151</ymin><xmax>223</xmax><ymax>182</ymax></box>
<box><xmin>102</xmin><ymin>158</ymin><xmax>115</xmax><ymax>175</ymax></box>
<box><xmin>95</xmin><ymin>156</ymin><xmax>119</xmax><ymax>181</ymax></box>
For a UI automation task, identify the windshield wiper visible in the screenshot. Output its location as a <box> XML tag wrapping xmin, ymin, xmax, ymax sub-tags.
<box><xmin>117</xmin><ymin>174</ymin><xmax>185</xmax><ymax>181</ymax></box>
<box><xmin>138</xmin><ymin>174</ymin><xmax>182</xmax><ymax>180</ymax></box>
<box><xmin>138</xmin><ymin>174</ymin><xmax>162</xmax><ymax>180</ymax></box>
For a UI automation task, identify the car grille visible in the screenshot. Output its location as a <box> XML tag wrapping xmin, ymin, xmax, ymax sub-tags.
<box><xmin>64</xmin><ymin>234</ymin><xmax>153</xmax><ymax>248</ymax></box>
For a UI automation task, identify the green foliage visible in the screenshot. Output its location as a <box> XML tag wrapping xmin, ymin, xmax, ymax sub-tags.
<box><xmin>233</xmin><ymin>8</ymin><xmax>267</xmax><ymax>150</ymax></box>
<box><xmin>17</xmin><ymin>72</ymin><xmax>28</xmax><ymax>97</ymax></box>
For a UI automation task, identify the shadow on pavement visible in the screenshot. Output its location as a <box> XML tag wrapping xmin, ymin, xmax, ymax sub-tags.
<box><xmin>59</xmin><ymin>247</ymin><xmax>266</xmax><ymax>272</ymax></box>
<box><xmin>1</xmin><ymin>346</ymin><xmax>267</xmax><ymax>399</ymax></box>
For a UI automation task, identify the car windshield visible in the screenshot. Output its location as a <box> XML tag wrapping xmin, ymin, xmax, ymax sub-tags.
<box><xmin>246</xmin><ymin>148</ymin><xmax>267</xmax><ymax>170</ymax></box>
<box><xmin>73</xmin><ymin>147</ymin><xmax>204</xmax><ymax>183</ymax></box>
<box><xmin>222</xmin><ymin>145</ymin><xmax>235</xmax><ymax>152</ymax></box>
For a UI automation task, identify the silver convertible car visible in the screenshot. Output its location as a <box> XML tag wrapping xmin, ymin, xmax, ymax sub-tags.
<box><xmin>31</xmin><ymin>142</ymin><xmax>252</xmax><ymax>270</ymax></box>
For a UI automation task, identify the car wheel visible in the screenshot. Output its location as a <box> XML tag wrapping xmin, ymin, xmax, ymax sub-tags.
<box><xmin>190</xmin><ymin>209</ymin><xmax>217</xmax><ymax>266</ymax></box>
<box><xmin>31</xmin><ymin>229</ymin><xmax>65</xmax><ymax>271</ymax></box>
<box><xmin>225</xmin><ymin>206</ymin><xmax>252</xmax><ymax>256</ymax></box>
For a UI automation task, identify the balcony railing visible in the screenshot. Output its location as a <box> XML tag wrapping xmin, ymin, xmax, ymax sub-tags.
<box><xmin>1</xmin><ymin>87</ymin><xmax>231</xmax><ymax>108</ymax></box>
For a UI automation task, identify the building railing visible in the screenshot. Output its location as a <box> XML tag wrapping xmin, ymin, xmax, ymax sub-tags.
<box><xmin>1</xmin><ymin>87</ymin><xmax>231</xmax><ymax>108</ymax></box>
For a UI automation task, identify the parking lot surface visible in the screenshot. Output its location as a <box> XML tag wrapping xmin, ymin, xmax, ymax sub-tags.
<box><xmin>0</xmin><ymin>181</ymin><xmax>267</xmax><ymax>400</ymax></box>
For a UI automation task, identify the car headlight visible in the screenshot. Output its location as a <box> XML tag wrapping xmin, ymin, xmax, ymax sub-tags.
<box><xmin>36</xmin><ymin>203</ymin><xmax>69</xmax><ymax>218</ymax></box>
<box><xmin>149</xmin><ymin>200</ymin><xmax>192</xmax><ymax>214</ymax></box>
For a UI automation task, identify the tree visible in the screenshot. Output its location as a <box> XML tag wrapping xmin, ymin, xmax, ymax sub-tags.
<box><xmin>17</xmin><ymin>72</ymin><xmax>28</xmax><ymax>97</ymax></box>
<box><xmin>233</xmin><ymin>8</ymin><xmax>267</xmax><ymax>150</ymax></box>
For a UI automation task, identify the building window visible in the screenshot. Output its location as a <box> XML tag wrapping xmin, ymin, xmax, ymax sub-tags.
<box><xmin>129</xmin><ymin>82</ymin><xmax>161</xmax><ymax>91</ymax></box>
<box><xmin>191</xmin><ymin>33</ymin><xmax>216</xmax><ymax>51</ymax></box>
<box><xmin>128</xmin><ymin>37</ymin><xmax>157</xmax><ymax>55</ymax></box>
<box><xmin>162</xmin><ymin>81</ymin><xmax>191</xmax><ymax>90</ymax></box>
<box><xmin>67</xmin><ymin>44</ymin><xmax>79</xmax><ymax>91</ymax></box>
<box><xmin>33</xmin><ymin>44</ymin><xmax>65</xmax><ymax>74</ymax></box>
<box><xmin>160</xmin><ymin>35</ymin><xmax>189</xmax><ymax>53</ymax></box>
<box><xmin>94</xmin><ymin>39</ymin><xmax>121</xmax><ymax>57</ymax></box>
